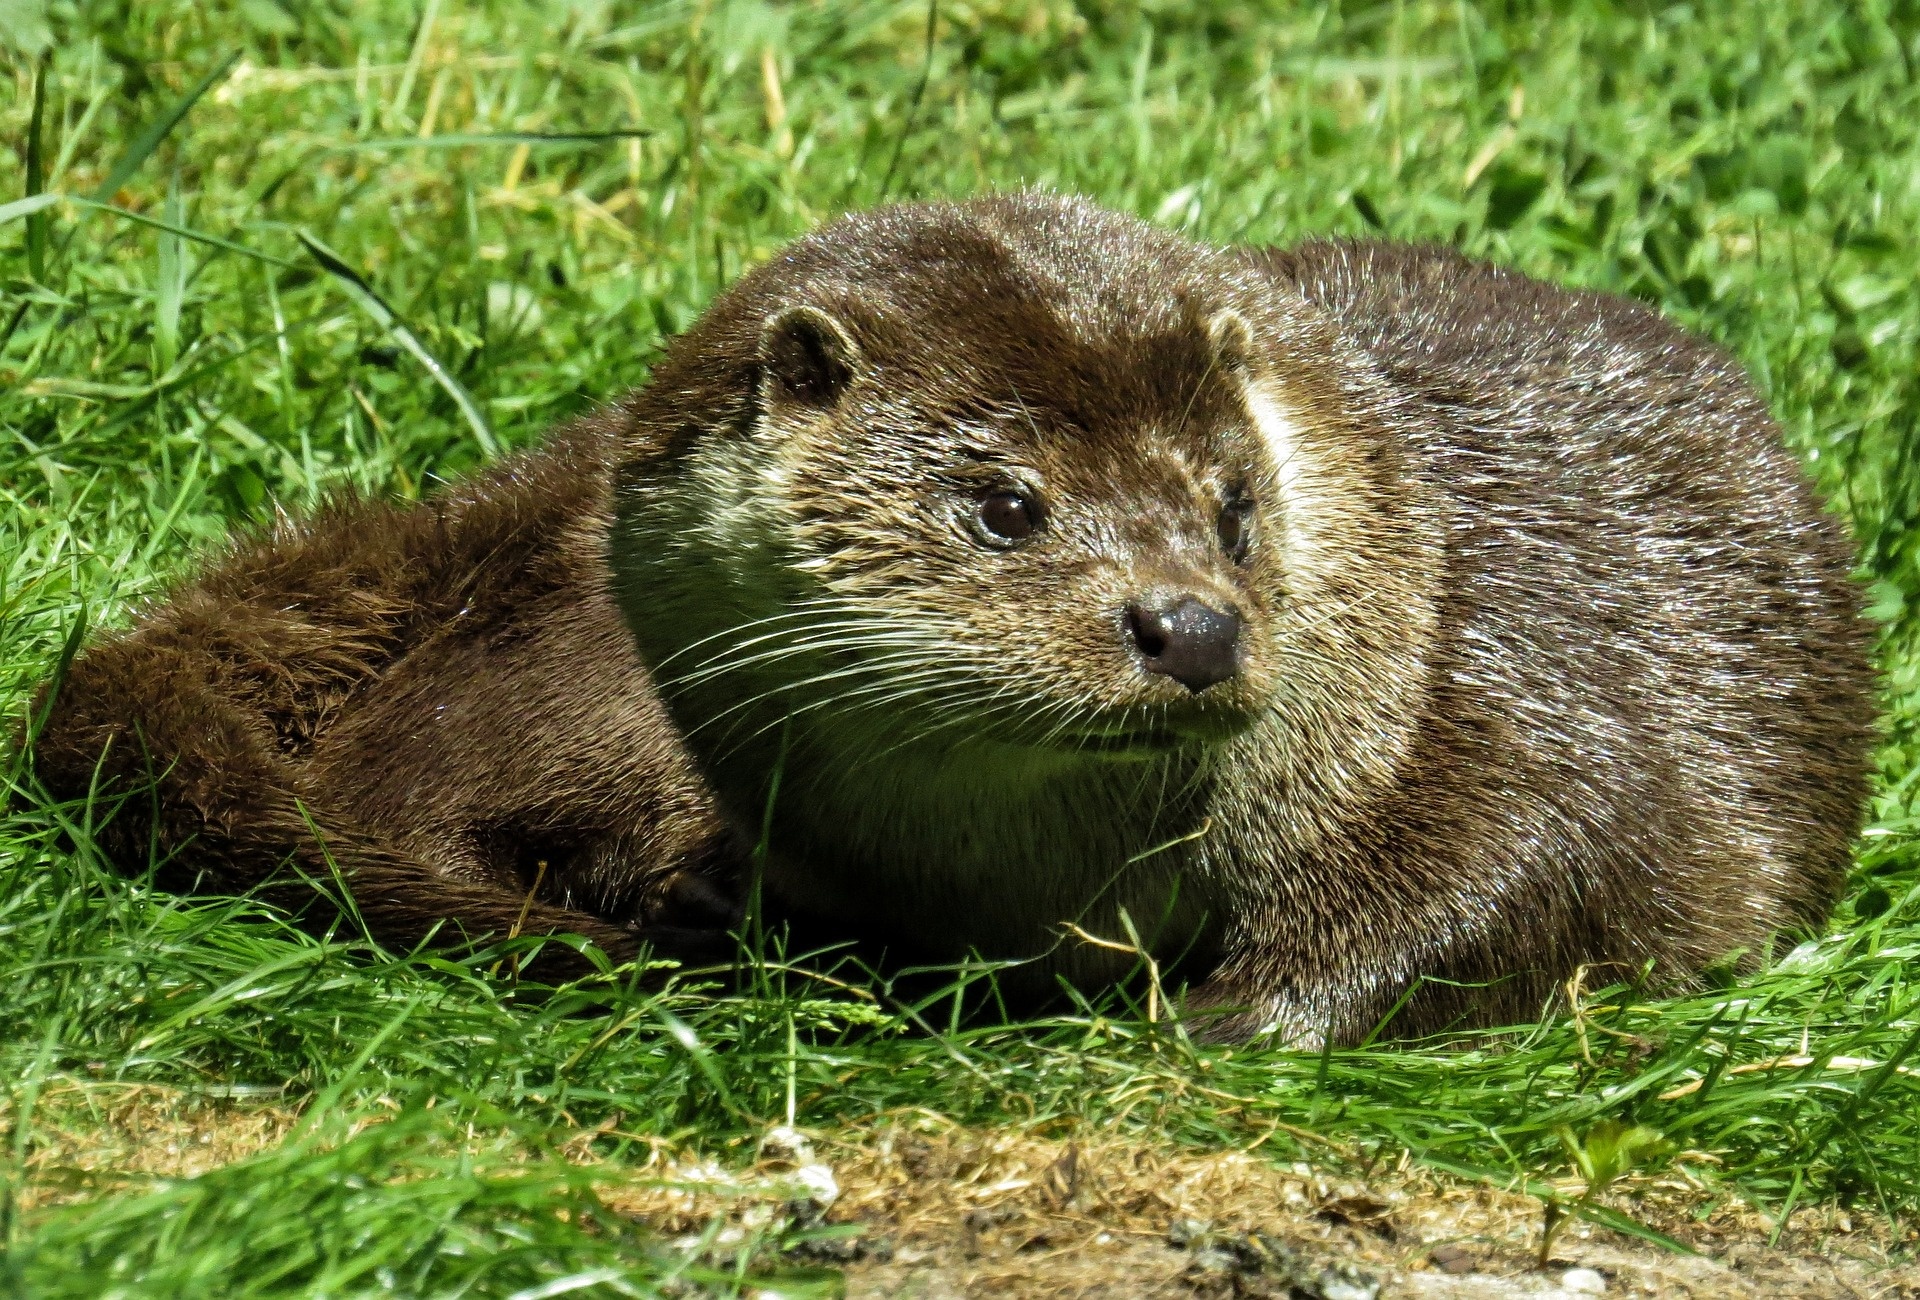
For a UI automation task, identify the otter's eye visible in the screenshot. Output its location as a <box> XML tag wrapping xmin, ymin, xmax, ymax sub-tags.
<box><xmin>1218</xmin><ymin>500</ymin><xmax>1253</xmax><ymax>564</ymax></box>
<box><xmin>976</xmin><ymin>490</ymin><xmax>1040</xmax><ymax>545</ymax></box>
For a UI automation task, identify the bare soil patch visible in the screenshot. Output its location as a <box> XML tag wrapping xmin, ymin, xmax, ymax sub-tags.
<box><xmin>617</xmin><ymin>1123</ymin><xmax>1920</xmax><ymax>1300</ymax></box>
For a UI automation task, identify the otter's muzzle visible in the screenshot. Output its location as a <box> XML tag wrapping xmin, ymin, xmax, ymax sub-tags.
<box><xmin>1125</xmin><ymin>596</ymin><xmax>1243</xmax><ymax>693</ymax></box>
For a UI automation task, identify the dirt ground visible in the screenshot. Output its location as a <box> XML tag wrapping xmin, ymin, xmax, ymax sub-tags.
<box><xmin>624</xmin><ymin>1124</ymin><xmax>1920</xmax><ymax>1300</ymax></box>
<box><xmin>18</xmin><ymin>1089</ymin><xmax>1920</xmax><ymax>1298</ymax></box>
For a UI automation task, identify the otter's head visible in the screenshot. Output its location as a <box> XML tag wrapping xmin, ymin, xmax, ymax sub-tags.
<box><xmin>612</xmin><ymin>195</ymin><xmax>1438</xmax><ymax>786</ymax></box>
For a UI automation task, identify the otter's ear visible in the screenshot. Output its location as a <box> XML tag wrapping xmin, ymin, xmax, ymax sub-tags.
<box><xmin>1206</xmin><ymin>308</ymin><xmax>1255</xmax><ymax>377</ymax></box>
<box><xmin>759</xmin><ymin>305</ymin><xmax>859</xmax><ymax>409</ymax></box>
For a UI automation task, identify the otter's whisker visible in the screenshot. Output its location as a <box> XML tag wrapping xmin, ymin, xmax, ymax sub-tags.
<box><xmin>683</xmin><ymin>654</ymin><xmax>972</xmax><ymax>741</ymax></box>
<box><xmin>663</xmin><ymin>627</ymin><xmax>966</xmax><ymax>693</ymax></box>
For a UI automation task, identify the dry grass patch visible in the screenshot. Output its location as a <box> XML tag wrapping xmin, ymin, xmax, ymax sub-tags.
<box><xmin>13</xmin><ymin>1085</ymin><xmax>299</xmax><ymax>1214</ymax></box>
<box><xmin>611</xmin><ymin>1120</ymin><xmax>1920</xmax><ymax>1299</ymax></box>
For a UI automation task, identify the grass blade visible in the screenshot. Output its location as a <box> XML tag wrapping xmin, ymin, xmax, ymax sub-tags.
<box><xmin>327</xmin><ymin>130</ymin><xmax>653</xmax><ymax>152</ymax></box>
<box><xmin>155</xmin><ymin>174</ymin><xmax>185</xmax><ymax>371</ymax></box>
<box><xmin>89</xmin><ymin>50</ymin><xmax>242</xmax><ymax>204</ymax></box>
<box><xmin>65</xmin><ymin>194</ymin><xmax>296</xmax><ymax>267</ymax></box>
<box><xmin>878</xmin><ymin>0</ymin><xmax>939</xmax><ymax>199</ymax></box>
<box><xmin>295</xmin><ymin>230</ymin><xmax>501</xmax><ymax>458</ymax></box>
<box><xmin>24</xmin><ymin>53</ymin><xmax>48</xmax><ymax>280</ymax></box>
<box><xmin>0</xmin><ymin>193</ymin><xmax>61</xmax><ymax>226</ymax></box>
<box><xmin>11</xmin><ymin>605</ymin><xmax>88</xmax><ymax>784</ymax></box>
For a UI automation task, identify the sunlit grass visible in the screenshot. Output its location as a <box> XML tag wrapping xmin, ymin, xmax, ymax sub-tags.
<box><xmin>3</xmin><ymin>1</ymin><xmax>1919</xmax><ymax>1293</ymax></box>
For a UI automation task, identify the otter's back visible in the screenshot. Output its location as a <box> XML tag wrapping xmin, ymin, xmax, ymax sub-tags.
<box><xmin>1252</xmin><ymin>240</ymin><xmax>1873</xmax><ymax>962</ymax></box>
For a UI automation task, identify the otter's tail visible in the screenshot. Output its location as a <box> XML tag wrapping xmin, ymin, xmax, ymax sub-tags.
<box><xmin>19</xmin><ymin>604</ymin><xmax>654</xmax><ymax>984</ymax></box>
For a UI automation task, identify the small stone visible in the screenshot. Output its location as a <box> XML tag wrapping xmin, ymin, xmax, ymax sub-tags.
<box><xmin>1560</xmin><ymin>1266</ymin><xmax>1608</xmax><ymax>1294</ymax></box>
<box><xmin>1427</xmin><ymin>1244</ymin><xmax>1477</xmax><ymax>1274</ymax></box>
<box><xmin>790</xmin><ymin>1162</ymin><xmax>839</xmax><ymax>1206</ymax></box>
<box><xmin>1311</xmin><ymin>1264</ymin><xmax>1382</xmax><ymax>1300</ymax></box>
<box><xmin>761</xmin><ymin>1124</ymin><xmax>814</xmax><ymax>1163</ymax></box>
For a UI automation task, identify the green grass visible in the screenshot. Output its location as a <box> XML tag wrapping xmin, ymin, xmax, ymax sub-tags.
<box><xmin>5</xmin><ymin>0</ymin><xmax>1920</xmax><ymax>1293</ymax></box>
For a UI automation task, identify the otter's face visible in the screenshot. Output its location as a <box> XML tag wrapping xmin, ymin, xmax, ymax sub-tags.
<box><xmin>775</xmin><ymin>305</ymin><xmax>1288</xmax><ymax>757</ymax></box>
<box><xmin>634</xmin><ymin>264</ymin><xmax>1335</xmax><ymax>765</ymax></box>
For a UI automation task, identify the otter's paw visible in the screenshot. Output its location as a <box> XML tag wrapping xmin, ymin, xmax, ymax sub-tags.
<box><xmin>629</xmin><ymin>867</ymin><xmax>743</xmax><ymax>965</ymax></box>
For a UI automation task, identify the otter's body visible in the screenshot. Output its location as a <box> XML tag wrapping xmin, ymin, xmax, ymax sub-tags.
<box><xmin>610</xmin><ymin>197</ymin><xmax>1873</xmax><ymax>1041</ymax></box>
<box><xmin>27</xmin><ymin>423</ymin><xmax>737</xmax><ymax>977</ymax></box>
<box><xmin>30</xmin><ymin>195</ymin><xmax>1874</xmax><ymax>1041</ymax></box>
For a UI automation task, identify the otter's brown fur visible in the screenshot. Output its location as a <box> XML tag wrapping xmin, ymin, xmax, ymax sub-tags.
<box><xmin>610</xmin><ymin>195</ymin><xmax>1875</xmax><ymax>1041</ymax></box>
<box><xmin>26</xmin><ymin>194</ymin><xmax>1875</xmax><ymax>1042</ymax></box>
<box><xmin>25</xmin><ymin>420</ymin><xmax>738</xmax><ymax>979</ymax></box>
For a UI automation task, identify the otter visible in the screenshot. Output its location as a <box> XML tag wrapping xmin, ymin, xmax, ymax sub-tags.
<box><xmin>608</xmin><ymin>194</ymin><xmax>1875</xmax><ymax>1040</ymax></box>
<box><xmin>26</xmin><ymin>194</ymin><xmax>1875</xmax><ymax>1042</ymax></box>
<box><xmin>24</xmin><ymin>423</ymin><xmax>740</xmax><ymax>981</ymax></box>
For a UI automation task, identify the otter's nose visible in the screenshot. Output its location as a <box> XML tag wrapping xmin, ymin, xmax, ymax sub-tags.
<box><xmin>1125</xmin><ymin>596</ymin><xmax>1243</xmax><ymax>693</ymax></box>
